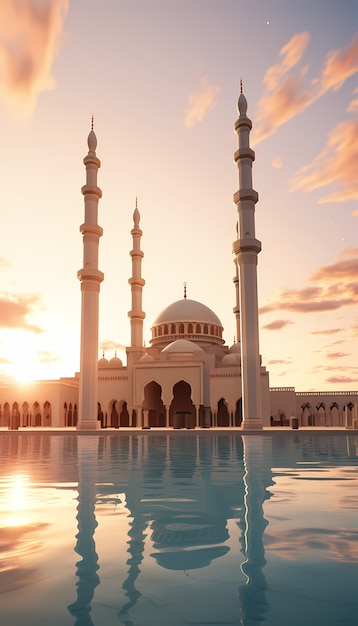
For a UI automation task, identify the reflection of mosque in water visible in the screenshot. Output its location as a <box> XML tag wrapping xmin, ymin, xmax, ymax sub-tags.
<box><xmin>2</xmin><ymin>432</ymin><xmax>358</xmax><ymax>625</ymax></box>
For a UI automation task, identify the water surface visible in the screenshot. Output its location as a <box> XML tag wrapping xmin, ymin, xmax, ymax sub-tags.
<box><xmin>1</xmin><ymin>431</ymin><xmax>357</xmax><ymax>625</ymax></box>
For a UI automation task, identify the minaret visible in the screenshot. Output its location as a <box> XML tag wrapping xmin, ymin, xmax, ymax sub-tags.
<box><xmin>128</xmin><ymin>200</ymin><xmax>145</xmax><ymax>348</ymax></box>
<box><xmin>233</xmin><ymin>229</ymin><xmax>241</xmax><ymax>344</ymax></box>
<box><xmin>77</xmin><ymin>120</ymin><xmax>104</xmax><ymax>430</ymax></box>
<box><xmin>233</xmin><ymin>84</ymin><xmax>263</xmax><ymax>429</ymax></box>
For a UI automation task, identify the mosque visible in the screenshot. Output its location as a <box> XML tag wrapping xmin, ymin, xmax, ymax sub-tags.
<box><xmin>1</xmin><ymin>89</ymin><xmax>357</xmax><ymax>430</ymax></box>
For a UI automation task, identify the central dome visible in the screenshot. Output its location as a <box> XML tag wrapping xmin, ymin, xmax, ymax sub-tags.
<box><xmin>153</xmin><ymin>299</ymin><xmax>222</xmax><ymax>326</ymax></box>
<box><xmin>150</xmin><ymin>299</ymin><xmax>224</xmax><ymax>348</ymax></box>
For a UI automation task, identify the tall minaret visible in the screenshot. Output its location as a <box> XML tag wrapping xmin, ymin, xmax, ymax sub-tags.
<box><xmin>77</xmin><ymin>120</ymin><xmax>104</xmax><ymax>430</ymax></box>
<box><xmin>233</xmin><ymin>230</ymin><xmax>241</xmax><ymax>344</ymax></box>
<box><xmin>128</xmin><ymin>200</ymin><xmax>145</xmax><ymax>348</ymax></box>
<box><xmin>233</xmin><ymin>84</ymin><xmax>263</xmax><ymax>429</ymax></box>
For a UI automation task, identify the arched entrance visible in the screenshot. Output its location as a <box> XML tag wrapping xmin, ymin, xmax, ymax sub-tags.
<box><xmin>217</xmin><ymin>398</ymin><xmax>229</xmax><ymax>427</ymax></box>
<box><xmin>143</xmin><ymin>381</ymin><xmax>166</xmax><ymax>427</ymax></box>
<box><xmin>169</xmin><ymin>380</ymin><xmax>195</xmax><ymax>429</ymax></box>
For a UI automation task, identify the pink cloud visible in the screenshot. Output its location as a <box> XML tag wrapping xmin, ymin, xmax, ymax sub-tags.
<box><xmin>254</xmin><ymin>33</ymin><xmax>358</xmax><ymax>145</ymax></box>
<box><xmin>267</xmin><ymin>359</ymin><xmax>292</xmax><ymax>365</ymax></box>
<box><xmin>184</xmin><ymin>76</ymin><xmax>220</xmax><ymax>128</ymax></box>
<box><xmin>290</xmin><ymin>119</ymin><xmax>358</xmax><ymax>204</ymax></box>
<box><xmin>319</xmin><ymin>33</ymin><xmax>358</xmax><ymax>94</ymax></box>
<box><xmin>326</xmin><ymin>375</ymin><xmax>358</xmax><ymax>384</ymax></box>
<box><xmin>260</xmin><ymin>249</ymin><xmax>358</xmax><ymax>315</ymax></box>
<box><xmin>0</xmin><ymin>0</ymin><xmax>69</xmax><ymax>115</ymax></box>
<box><xmin>262</xmin><ymin>319</ymin><xmax>294</xmax><ymax>330</ymax></box>
<box><xmin>326</xmin><ymin>352</ymin><xmax>351</xmax><ymax>359</ymax></box>
<box><xmin>0</xmin><ymin>292</ymin><xmax>44</xmax><ymax>333</ymax></box>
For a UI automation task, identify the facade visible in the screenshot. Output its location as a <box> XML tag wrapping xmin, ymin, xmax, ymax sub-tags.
<box><xmin>0</xmin><ymin>90</ymin><xmax>357</xmax><ymax>430</ymax></box>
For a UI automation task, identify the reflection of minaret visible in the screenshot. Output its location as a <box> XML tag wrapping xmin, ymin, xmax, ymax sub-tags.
<box><xmin>128</xmin><ymin>201</ymin><xmax>145</xmax><ymax>349</ymax></box>
<box><xmin>117</xmin><ymin>502</ymin><xmax>148</xmax><ymax>625</ymax></box>
<box><xmin>77</xmin><ymin>121</ymin><xmax>104</xmax><ymax>429</ymax></box>
<box><xmin>68</xmin><ymin>438</ymin><xmax>100</xmax><ymax>625</ymax></box>
<box><xmin>233</xmin><ymin>83</ymin><xmax>263</xmax><ymax>429</ymax></box>
<box><xmin>239</xmin><ymin>435</ymin><xmax>271</xmax><ymax>625</ymax></box>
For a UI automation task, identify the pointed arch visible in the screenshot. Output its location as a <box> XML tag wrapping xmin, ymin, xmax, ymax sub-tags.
<box><xmin>170</xmin><ymin>380</ymin><xmax>195</xmax><ymax>428</ymax></box>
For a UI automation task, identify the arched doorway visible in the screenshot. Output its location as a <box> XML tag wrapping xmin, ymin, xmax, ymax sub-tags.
<box><xmin>33</xmin><ymin>401</ymin><xmax>41</xmax><ymax>426</ymax></box>
<box><xmin>110</xmin><ymin>400</ymin><xmax>119</xmax><ymax>428</ymax></box>
<box><xmin>119</xmin><ymin>401</ymin><xmax>130</xmax><ymax>427</ymax></box>
<box><xmin>217</xmin><ymin>398</ymin><xmax>229</xmax><ymax>427</ymax></box>
<box><xmin>22</xmin><ymin>402</ymin><xmax>30</xmax><ymax>427</ymax></box>
<box><xmin>169</xmin><ymin>380</ymin><xmax>195</xmax><ymax>429</ymax></box>
<box><xmin>44</xmin><ymin>401</ymin><xmax>52</xmax><ymax>426</ymax></box>
<box><xmin>143</xmin><ymin>381</ymin><xmax>166</xmax><ymax>427</ymax></box>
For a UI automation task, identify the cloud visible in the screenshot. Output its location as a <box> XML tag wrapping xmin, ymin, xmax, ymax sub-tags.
<box><xmin>254</xmin><ymin>33</ymin><xmax>358</xmax><ymax>144</ymax></box>
<box><xmin>267</xmin><ymin>359</ymin><xmax>292</xmax><ymax>365</ymax></box>
<box><xmin>262</xmin><ymin>319</ymin><xmax>294</xmax><ymax>330</ymax></box>
<box><xmin>263</xmin><ymin>32</ymin><xmax>311</xmax><ymax>91</ymax></box>
<box><xmin>272</xmin><ymin>156</ymin><xmax>283</xmax><ymax>169</ymax></box>
<box><xmin>37</xmin><ymin>350</ymin><xmax>61</xmax><ymax>363</ymax></box>
<box><xmin>184</xmin><ymin>76</ymin><xmax>220</xmax><ymax>128</ymax></box>
<box><xmin>310</xmin><ymin>328</ymin><xmax>343</xmax><ymax>335</ymax></box>
<box><xmin>326</xmin><ymin>352</ymin><xmax>351</xmax><ymax>359</ymax></box>
<box><xmin>0</xmin><ymin>256</ymin><xmax>10</xmax><ymax>268</ymax></box>
<box><xmin>326</xmin><ymin>375</ymin><xmax>358</xmax><ymax>384</ymax></box>
<box><xmin>260</xmin><ymin>248</ymin><xmax>358</xmax><ymax>315</ymax></box>
<box><xmin>319</xmin><ymin>34</ymin><xmax>358</xmax><ymax>94</ymax></box>
<box><xmin>0</xmin><ymin>292</ymin><xmax>44</xmax><ymax>333</ymax></box>
<box><xmin>0</xmin><ymin>0</ymin><xmax>69</xmax><ymax>115</ymax></box>
<box><xmin>290</xmin><ymin>119</ymin><xmax>358</xmax><ymax>204</ymax></box>
<box><xmin>347</xmin><ymin>86</ymin><xmax>358</xmax><ymax>113</ymax></box>
<box><xmin>100</xmin><ymin>339</ymin><xmax>127</xmax><ymax>353</ymax></box>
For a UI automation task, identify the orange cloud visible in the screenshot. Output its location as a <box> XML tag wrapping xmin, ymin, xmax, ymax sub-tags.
<box><xmin>319</xmin><ymin>33</ymin><xmax>358</xmax><ymax>94</ymax></box>
<box><xmin>260</xmin><ymin>249</ymin><xmax>358</xmax><ymax>315</ymax></box>
<box><xmin>290</xmin><ymin>119</ymin><xmax>358</xmax><ymax>204</ymax></box>
<box><xmin>0</xmin><ymin>0</ymin><xmax>69</xmax><ymax>115</ymax></box>
<box><xmin>184</xmin><ymin>76</ymin><xmax>220</xmax><ymax>129</ymax></box>
<box><xmin>0</xmin><ymin>292</ymin><xmax>44</xmax><ymax>332</ymax></box>
<box><xmin>347</xmin><ymin>87</ymin><xmax>358</xmax><ymax>113</ymax></box>
<box><xmin>254</xmin><ymin>33</ymin><xmax>358</xmax><ymax>145</ymax></box>
<box><xmin>310</xmin><ymin>328</ymin><xmax>343</xmax><ymax>335</ymax></box>
<box><xmin>262</xmin><ymin>319</ymin><xmax>294</xmax><ymax>330</ymax></box>
<box><xmin>263</xmin><ymin>32</ymin><xmax>311</xmax><ymax>91</ymax></box>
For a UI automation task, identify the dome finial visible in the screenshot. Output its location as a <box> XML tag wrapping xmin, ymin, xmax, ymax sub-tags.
<box><xmin>91</xmin><ymin>114</ymin><xmax>94</xmax><ymax>131</ymax></box>
<box><xmin>240</xmin><ymin>78</ymin><xmax>243</xmax><ymax>94</ymax></box>
<box><xmin>184</xmin><ymin>282</ymin><xmax>187</xmax><ymax>300</ymax></box>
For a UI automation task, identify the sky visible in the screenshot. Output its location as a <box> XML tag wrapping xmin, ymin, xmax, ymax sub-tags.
<box><xmin>0</xmin><ymin>0</ymin><xmax>357</xmax><ymax>391</ymax></box>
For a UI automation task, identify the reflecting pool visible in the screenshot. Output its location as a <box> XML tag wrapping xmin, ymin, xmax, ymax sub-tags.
<box><xmin>1</xmin><ymin>431</ymin><xmax>358</xmax><ymax>625</ymax></box>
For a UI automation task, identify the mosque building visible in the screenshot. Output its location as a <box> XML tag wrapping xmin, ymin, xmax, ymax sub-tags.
<box><xmin>0</xmin><ymin>90</ymin><xmax>357</xmax><ymax>430</ymax></box>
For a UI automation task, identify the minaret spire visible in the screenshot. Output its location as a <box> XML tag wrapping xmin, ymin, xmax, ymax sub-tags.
<box><xmin>77</xmin><ymin>121</ymin><xmax>104</xmax><ymax>430</ymax></box>
<box><xmin>232</xmin><ymin>87</ymin><xmax>263</xmax><ymax>429</ymax></box>
<box><xmin>128</xmin><ymin>200</ymin><xmax>145</xmax><ymax>347</ymax></box>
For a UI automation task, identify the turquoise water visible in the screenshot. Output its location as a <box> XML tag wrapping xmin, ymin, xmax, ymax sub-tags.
<box><xmin>0</xmin><ymin>431</ymin><xmax>357</xmax><ymax>625</ymax></box>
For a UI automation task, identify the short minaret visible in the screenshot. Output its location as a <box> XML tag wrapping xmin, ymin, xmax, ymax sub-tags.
<box><xmin>77</xmin><ymin>120</ymin><xmax>104</xmax><ymax>430</ymax></box>
<box><xmin>128</xmin><ymin>200</ymin><xmax>145</xmax><ymax>347</ymax></box>
<box><xmin>233</xmin><ymin>85</ymin><xmax>263</xmax><ymax>429</ymax></box>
